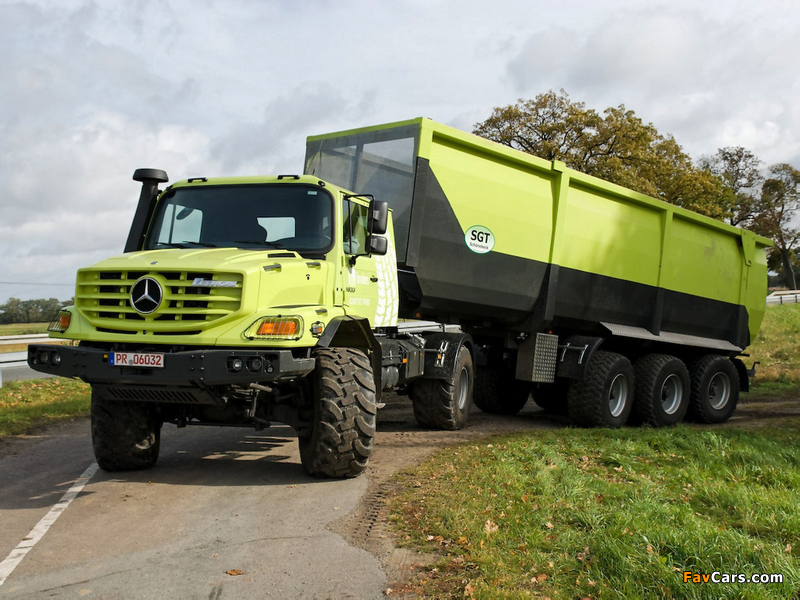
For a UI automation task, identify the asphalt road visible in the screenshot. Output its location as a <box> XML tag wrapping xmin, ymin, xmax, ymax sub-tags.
<box><xmin>0</xmin><ymin>421</ymin><xmax>387</xmax><ymax>599</ymax></box>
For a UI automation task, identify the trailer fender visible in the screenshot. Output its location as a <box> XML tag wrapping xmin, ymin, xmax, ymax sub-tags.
<box><xmin>555</xmin><ymin>335</ymin><xmax>605</xmax><ymax>380</ymax></box>
<box><xmin>315</xmin><ymin>316</ymin><xmax>383</xmax><ymax>395</ymax></box>
<box><xmin>730</xmin><ymin>357</ymin><xmax>751</xmax><ymax>393</ymax></box>
<box><xmin>418</xmin><ymin>332</ymin><xmax>474</xmax><ymax>383</ymax></box>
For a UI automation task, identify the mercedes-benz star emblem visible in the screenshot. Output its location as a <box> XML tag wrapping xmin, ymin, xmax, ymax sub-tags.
<box><xmin>130</xmin><ymin>277</ymin><xmax>163</xmax><ymax>314</ymax></box>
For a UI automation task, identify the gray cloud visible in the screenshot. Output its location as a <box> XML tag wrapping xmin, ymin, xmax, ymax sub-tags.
<box><xmin>1</xmin><ymin>0</ymin><xmax>798</xmax><ymax>302</ymax></box>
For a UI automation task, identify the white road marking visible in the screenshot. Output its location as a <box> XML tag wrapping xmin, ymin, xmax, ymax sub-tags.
<box><xmin>0</xmin><ymin>461</ymin><xmax>99</xmax><ymax>587</ymax></box>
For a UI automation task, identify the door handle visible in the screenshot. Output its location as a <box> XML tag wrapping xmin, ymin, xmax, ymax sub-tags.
<box><xmin>370</xmin><ymin>276</ymin><xmax>379</xmax><ymax>283</ymax></box>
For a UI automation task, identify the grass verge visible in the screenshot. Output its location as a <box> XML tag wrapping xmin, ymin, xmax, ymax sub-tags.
<box><xmin>0</xmin><ymin>322</ymin><xmax>49</xmax><ymax>336</ymax></box>
<box><xmin>0</xmin><ymin>378</ymin><xmax>90</xmax><ymax>438</ymax></box>
<box><xmin>391</xmin><ymin>424</ymin><xmax>800</xmax><ymax>599</ymax></box>
<box><xmin>747</xmin><ymin>303</ymin><xmax>800</xmax><ymax>399</ymax></box>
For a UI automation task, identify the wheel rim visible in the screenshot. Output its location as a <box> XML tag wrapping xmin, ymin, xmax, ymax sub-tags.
<box><xmin>708</xmin><ymin>372</ymin><xmax>731</xmax><ymax>410</ymax></box>
<box><xmin>660</xmin><ymin>374</ymin><xmax>683</xmax><ymax>415</ymax></box>
<box><xmin>608</xmin><ymin>373</ymin><xmax>629</xmax><ymax>418</ymax></box>
<box><xmin>457</xmin><ymin>366</ymin><xmax>471</xmax><ymax>410</ymax></box>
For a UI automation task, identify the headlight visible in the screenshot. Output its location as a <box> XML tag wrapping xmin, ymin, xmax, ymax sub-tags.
<box><xmin>244</xmin><ymin>316</ymin><xmax>304</xmax><ymax>340</ymax></box>
<box><xmin>48</xmin><ymin>309</ymin><xmax>71</xmax><ymax>333</ymax></box>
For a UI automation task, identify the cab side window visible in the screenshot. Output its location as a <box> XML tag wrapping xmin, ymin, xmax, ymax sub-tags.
<box><xmin>343</xmin><ymin>199</ymin><xmax>369</xmax><ymax>255</ymax></box>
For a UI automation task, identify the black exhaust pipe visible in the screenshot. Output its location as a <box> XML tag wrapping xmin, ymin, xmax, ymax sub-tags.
<box><xmin>125</xmin><ymin>168</ymin><xmax>169</xmax><ymax>253</ymax></box>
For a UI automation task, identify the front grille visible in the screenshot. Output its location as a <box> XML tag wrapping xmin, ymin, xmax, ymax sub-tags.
<box><xmin>76</xmin><ymin>270</ymin><xmax>244</xmax><ymax>334</ymax></box>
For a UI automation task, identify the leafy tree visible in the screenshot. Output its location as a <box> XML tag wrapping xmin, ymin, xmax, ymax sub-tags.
<box><xmin>0</xmin><ymin>297</ymin><xmax>69</xmax><ymax>324</ymax></box>
<box><xmin>751</xmin><ymin>164</ymin><xmax>800</xmax><ymax>289</ymax></box>
<box><xmin>699</xmin><ymin>147</ymin><xmax>763</xmax><ymax>227</ymax></box>
<box><xmin>473</xmin><ymin>90</ymin><xmax>728</xmax><ymax>219</ymax></box>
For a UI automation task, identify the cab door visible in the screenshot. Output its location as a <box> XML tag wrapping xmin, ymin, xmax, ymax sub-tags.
<box><xmin>341</xmin><ymin>197</ymin><xmax>379</xmax><ymax>322</ymax></box>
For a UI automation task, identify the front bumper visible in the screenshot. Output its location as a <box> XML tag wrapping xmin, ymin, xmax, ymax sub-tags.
<box><xmin>27</xmin><ymin>344</ymin><xmax>316</xmax><ymax>387</ymax></box>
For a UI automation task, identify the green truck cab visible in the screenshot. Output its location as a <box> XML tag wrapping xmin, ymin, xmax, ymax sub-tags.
<box><xmin>29</xmin><ymin>118</ymin><xmax>772</xmax><ymax>478</ymax></box>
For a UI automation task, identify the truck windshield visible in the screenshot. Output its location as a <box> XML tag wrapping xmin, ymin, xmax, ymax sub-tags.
<box><xmin>144</xmin><ymin>184</ymin><xmax>334</xmax><ymax>254</ymax></box>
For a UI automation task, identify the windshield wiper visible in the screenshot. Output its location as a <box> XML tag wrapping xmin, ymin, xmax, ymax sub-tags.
<box><xmin>233</xmin><ymin>241</ymin><xmax>287</xmax><ymax>249</ymax></box>
<box><xmin>153</xmin><ymin>241</ymin><xmax>219</xmax><ymax>249</ymax></box>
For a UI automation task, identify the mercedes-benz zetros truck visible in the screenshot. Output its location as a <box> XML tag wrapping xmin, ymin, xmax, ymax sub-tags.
<box><xmin>28</xmin><ymin>118</ymin><xmax>771</xmax><ymax>478</ymax></box>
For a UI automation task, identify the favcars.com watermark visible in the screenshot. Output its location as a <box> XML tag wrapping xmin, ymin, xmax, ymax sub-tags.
<box><xmin>683</xmin><ymin>571</ymin><xmax>784</xmax><ymax>584</ymax></box>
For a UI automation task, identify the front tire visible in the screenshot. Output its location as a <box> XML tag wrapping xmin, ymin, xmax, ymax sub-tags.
<box><xmin>410</xmin><ymin>345</ymin><xmax>473</xmax><ymax>430</ymax></box>
<box><xmin>567</xmin><ymin>351</ymin><xmax>634</xmax><ymax>428</ymax></box>
<box><xmin>299</xmin><ymin>348</ymin><xmax>377</xmax><ymax>478</ymax></box>
<box><xmin>633</xmin><ymin>354</ymin><xmax>690</xmax><ymax>427</ymax></box>
<box><xmin>91</xmin><ymin>389</ymin><xmax>161</xmax><ymax>472</ymax></box>
<box><xmin>688</xmin><ymin>355</ymin><xmax>739</xmax><ymax>424</ymax></box>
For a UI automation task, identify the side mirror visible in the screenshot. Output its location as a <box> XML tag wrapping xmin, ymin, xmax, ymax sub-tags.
<box><xmin>368</xmin><ymin>235</ymin><xmax>388</xmax><ymax>255</ymax></box>
<box><xmin>369</xmin><ymin>200</ymin><xmax>389</xmax><ymax>235</ymax></box>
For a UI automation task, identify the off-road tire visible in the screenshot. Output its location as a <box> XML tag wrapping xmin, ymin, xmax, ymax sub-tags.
<box><xmin>299</xmin><ymin>348</ymin><xmax>377</xmax><ymax>478</ymax></box>
<box><xmin>532</xmin><ymin>379</ymin><xmax>570</xmax><ymax>414</ymax></box>
<box><xmin>633</xmin><ymin>354</ymin><xmax>690</xmax><ymax>427</ymax></box>
<box><xmin>567</xmin><ymin>351</ymin><xmax>634</xmax><ymax>428</ymax></box>
<box><xmin>688</xmin><ymin>354</ymin><xmax>739</xmax><ymax>424</ymax></box>
<box><xmin>473</xmin><ymin>365</ymin><xmax>531</xmax><ymax>415</ymax></box>
<box><xmin>410</xmin><ymin>345</ymin><xmax>473</xmax><ymax>430</ymax></box>
<box><xmin>91</xmin><ymin>389</ymin><xmax>161</xmax><ymax>472</ymax></box>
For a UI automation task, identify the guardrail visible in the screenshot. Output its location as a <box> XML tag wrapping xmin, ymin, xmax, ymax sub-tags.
<box><xmin>0</xmin><ymin>334</ymin><xmax>50</xmax><ymax>346</ymax></box>
<box><xmin>767</xmin><ymin>291</ymin><xmax>800</xmax><ymax>305</ymax></box>
<box><xmin>0</xmin><ymin>335</ymin><xmax>57</xmax><ymax>386</ymax></box>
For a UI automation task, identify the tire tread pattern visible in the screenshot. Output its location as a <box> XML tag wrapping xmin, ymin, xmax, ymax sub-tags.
<box><xmin>688</xmin><ymin>354</ymin><xmax>739</xmax><ymax>424</ymax></box>
<box><xmin>633</xmin><ymin>354</ymin><xmax>690</xmax><ymax>427</ymax></box>
<box><xmin>472</xmin><ymin>366</ymin><xmax>530</xmax><ymax>416</ymax></box>
<box><xmin>567</xmin><ymin>350</ymin><xmax>632</xmax><ymax>428</ymax></box>
<box><xmin>300</xmin><ymin>348</ymin><xmax>377</xmax><ymax>478</ymax></box>
<box><xmin>91</xmin><ymin>390</ymin><xmax>160</xmax><ymax>472</ymax></box>
<box><xmin>410</xmin><ymin>347</ymin><xmax>472</xmax><ymax>430</ymax></box>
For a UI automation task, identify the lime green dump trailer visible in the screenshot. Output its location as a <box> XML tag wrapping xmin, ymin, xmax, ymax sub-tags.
<box><xmin>305</xmin><ymin>118</ymin><xmax>771</xmax><ymax>425</ymax></box>
<box><xmin>27</xmin><ymin>118</ymin><xmax>770</xmax><ymax>478</ymax></box>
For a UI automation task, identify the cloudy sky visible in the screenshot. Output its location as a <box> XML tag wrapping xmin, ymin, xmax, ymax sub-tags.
<box><xmin>1</xmin><ymin>0</ymin><xmax>798</xmax><ymax>303</ymax></box>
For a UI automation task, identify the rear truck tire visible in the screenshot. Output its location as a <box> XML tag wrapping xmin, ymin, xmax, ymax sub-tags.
<box><xmin>633</xmin><ymin>354</ymin><xmax>691</xmax><ymax>427</ymax></box>
<box><xmin>91</xmin><ymin>389</ymin><xmax>161</xmax><ymax>472</ymax></box>
<box><xmin>532</xmin><ymin>379</ymin><xmax>570</xmax><ymax>414</ymax></box>
<box><xmin>688</xmin><ymin>355</ymin><xmax>740</xmax><ymax>424</ymax></box>
<box><xmin>473</xmin><ymin>365</ymin><xmax>531</xmax><ymax>415</ymax></box>
<box><xmin>567</xmin><ymin>351</ymin><xmax>634</xmax><ymax>428</ymax></box>
<box><xmin>299</xmin><ymin>348</ymin><xmax>377</xmax><ymax>478</ymax></box>
<box><xmin>410</xmin><ymin>345</ymin><xmax>473</xmax><ymax>430</ymax></box>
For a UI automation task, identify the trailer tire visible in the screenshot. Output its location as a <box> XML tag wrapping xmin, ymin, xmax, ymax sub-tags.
<box><xmin>688</xmin><ymin>355</ymin><xmax>739</xmax><ymax>424</ymax></box>
<box><xmin>410</xmin><ymin>345</ymin><xmax>473</xmax><ymax>430</ymax></box>
<box><xmin>567</xmin><ymin>351</ymin><xmax>633</xmax><ymax>428</ymax></box>
<box><xmin>473</xmin><ymin>366</ymin><xmax>531</xmax><ymax>415</ymax></box>
<box><xmin>91</xmin><ymin>389</ymin><xmax>161</xmax><ymax>472</ymax></box>
<box><xmin>633</xmin><ymin>354</ymin><xmax>690</xmax><ymax>427</ymax></box>
<box><xmin>299</xmin><ymin>348</ymin><xmax>376</xmax><ymax>478</ymax></box>
<box><xmin>532</xmin><ymin>380</ymin><xmax>570</xmax><ymax>414</ymax></box>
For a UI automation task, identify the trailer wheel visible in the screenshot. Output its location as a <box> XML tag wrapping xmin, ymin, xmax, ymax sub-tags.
<box><xmin>91</xmin><ymin>389</ymin><xmax>161</xmax><ymax>472</ymax></box>
<box><xmin>633</xmin><ymin>354</ymin><xmax>690</xmax><ymax>427</ymax></box>
<box><xmin>473</xmin><ymin>366</ymin><xmax>531</xmax><ymax>415</ymax></box>
<box><xmin>532</xmin><ymin>380</ymin><xmax>570</xmax><ymax>414</ymax></box>
<box><xmin>410</xmin><ymin>345</ymin><xmax>473</xmax><ymax>430</ymax></box>
<box><xmin>567</xmin><ymin>351</ymin><xmax>633</xmax><ymax>428</ymax></box>
<box><xmin>299</xmin><ymin>348</ymin><xmax>377</xmax><ymax>478</ymax></box>
<box><xmin>688</xmin><ymin>355</ymin><xmax>739</xmax><ymax>424</ymax></box>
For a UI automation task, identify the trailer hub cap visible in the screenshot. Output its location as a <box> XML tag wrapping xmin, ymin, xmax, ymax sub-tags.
<box><xmin>608</xmin><ymin>373</ymin><xmax>629</xmax><ymax>418</ymax></box>
<box><xmin>660</xmin><ymin>374</ymin><xmax>683</xmax><ymax>415</ymax></box>
<box><xmin>708</xmin><ymin>372</ymin><xmax>731</xmax><ymax>410</ymax></box>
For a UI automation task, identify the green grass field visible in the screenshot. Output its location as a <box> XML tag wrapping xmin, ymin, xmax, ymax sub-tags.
<box><xmin>0</xmin><ymin>322</ymin><xmax>49</xmax><ymax>336</ymax></box>
<box><xmin>0</xmin><ymin>378</ymin><xmax>90</xmax><ymax>437</ymax></box>
<box><xmin>391</xmin><ymin>304</ymin><xmax>800</xmax><ymax>598</ymax></box>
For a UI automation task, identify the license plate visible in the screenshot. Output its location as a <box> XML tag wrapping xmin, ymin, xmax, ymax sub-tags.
<box><xmin>110</xmin><ymin>352</ymin><xmax>164</xmax><ymax>368</ymax></box>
